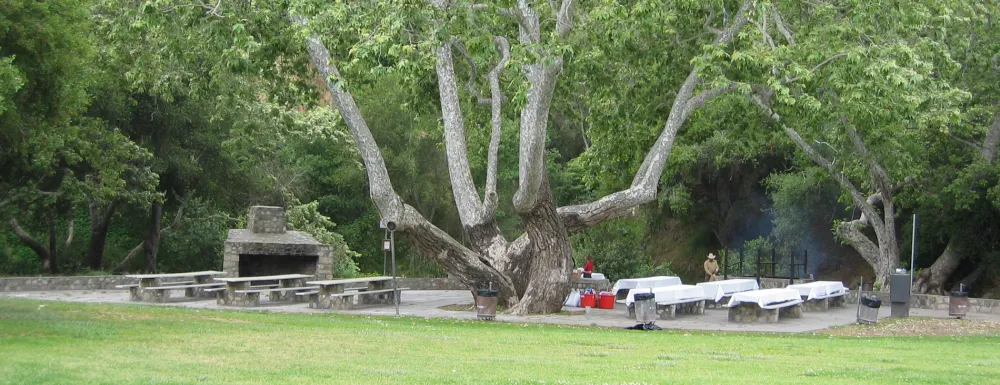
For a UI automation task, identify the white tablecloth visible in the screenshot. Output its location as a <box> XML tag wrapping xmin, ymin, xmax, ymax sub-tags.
<box><xmin>726</xmin><ymin>288</ymin><xmax>802</xmax><ymax>308</ymax></box>
<box><xmin>623</xmin><ymin>285</ymin><xmax>706</xmax><ymax>306</ymax></box>
<box><xmin>786</xmin><ymin>281</ymin><xmax>847</xmax><ymax>300</ymax></box>
<box><xmin>612</xmin><ymin>276</ymin><xmax>682</xmax><ymax>297</ymax></box>
<box><xmin>696</xmin><ymin>279</ymin><xmax>760</xmax><ymax>302</ymax></box>
<box><xmin>590</xmin><ymin>273</ymin><xmax>606</xmax><ymax>280</ymax></box>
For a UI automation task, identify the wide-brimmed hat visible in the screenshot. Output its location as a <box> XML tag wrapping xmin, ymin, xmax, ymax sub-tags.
<box><xmin>708</xmin><ymin>253</ymin><xmax>716</xmax><ymax>260</ymax></box>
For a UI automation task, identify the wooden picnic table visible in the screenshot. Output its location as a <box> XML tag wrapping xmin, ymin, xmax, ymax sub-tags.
<box><xmin>215</xmin><ymin>274</ymin><xmax>315</xmax><ymax>306</ymax></box>
<box><xmin>120</xmin><ymin>271</ymin><xmax>226</xmax><ymax>302</ymax></box>
<box><xmin>304</xmin><ymin>276</ymin><xmax>407</xmax><ymax>309</ymax></box>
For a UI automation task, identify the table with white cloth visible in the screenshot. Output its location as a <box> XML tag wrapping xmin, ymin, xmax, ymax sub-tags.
<box><xmin>625</xmin><ymin>285</ymin><xmax>708</xmax><ymax>320</ymax></box>
<box><xmin>725</xmin><ymin>288</ymin><xmax>804</xmax><ymax>324</ymax></box>
<box><xmin>623</xmin><ymin>285</ymin><xmax>706</xmax><ymax>306</ymax></box>
<box><xmin>696</xmin><ymin>279</ymin><xmax>759</xmax><ymax>303</ymax></box>
<box><xmin>611</xmin><ymin>276</ymin><xmax>683</xmax><ymax>302</ymax></box>
<box><xmin>786</xmin><ymin>281</ymin><xmax>849</xmax><ymax>311</ymax></box>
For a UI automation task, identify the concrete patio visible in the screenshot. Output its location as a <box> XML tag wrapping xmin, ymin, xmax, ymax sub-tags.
<box><xmin>4</xmin><ymin>289</ymin><xmax>998</xmax><ymax>333</ymax></box>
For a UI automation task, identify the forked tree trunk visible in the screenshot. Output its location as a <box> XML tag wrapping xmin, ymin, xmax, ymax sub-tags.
<box><xmin>296</xmin><ymin>0</ymin><xmax>751</xmax><ymax>314</ymax></box>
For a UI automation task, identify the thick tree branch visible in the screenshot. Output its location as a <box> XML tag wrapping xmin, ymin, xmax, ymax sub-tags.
<box><xmin>555</xmin><ymin>0</ymin><xmax>575</xmax><ymax>40</ymax></box>
<box><xmin>301</xmin><ymin>31</ymin><xmax>405</xmax><ymax>226</ymax></box>
<box><xmin>983</xmin><ymin>110</ymin><xmax>1000</xmax><ymax>165</ymax></box>
<box><xmin>748</xmin><ymin>92</ymin><xmax>885</xmax><ymax>230</ymax></box>
<box><xmin>683</xmin><ymin>83</ymin><xmax>739</xmax><ymax>119</ymax></box>
<box><xmin>296</xmin><ymin>18</ymin><xmax>518</xmax><ymax>304</ymax></box>
<box><xmin>515</xmin><ymin>0</ymin><xmax>541</xmax><ymax>44</ymax></box>
<box><xmin>557</xmin><ymin>0</ymin><xmax>752</xmax><ymax>231</ymax></box>
<box><xmin>835</xmin><ymin>218</ymin><xmax>881</xmax><ymax>267</ymax></box>
<box><xmin>8</xmin><ymin>218</ymin><xmax>49</xmax><ymax>260</ymax></box>
<box><xmin>435</xmin><ymin>42</ymin><xmax>485</xmax><ymax>226</ymax></box>
<box><xmin>772</xmin><ymin>9</ymin><xmax>796</xmax><ymax>46</ymax></box>
<box><xmin>484</xmin><ymin>36</ymin><xmax>511</xmax><ymax>214</ymax></box>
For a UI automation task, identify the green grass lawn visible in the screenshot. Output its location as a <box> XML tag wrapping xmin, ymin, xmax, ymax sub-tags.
<box><xmin>1</xmin><ymin>298</ymin><xmax>997</xmax><ymax>385</ymax></box>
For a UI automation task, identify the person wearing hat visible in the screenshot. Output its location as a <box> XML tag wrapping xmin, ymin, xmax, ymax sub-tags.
<box><xmin>704</xmin><ymin>253</ymin><xmax>719</xmax><ymax>282</ymax></box>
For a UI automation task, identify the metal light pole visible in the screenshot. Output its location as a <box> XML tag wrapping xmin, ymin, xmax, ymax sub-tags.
<box><xmin>387</xmin><ymin>221</ymin><xmax>399</xmax><ymax>316</ymax></box>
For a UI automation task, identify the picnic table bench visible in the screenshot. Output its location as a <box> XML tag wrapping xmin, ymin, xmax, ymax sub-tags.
<box><xmin>625</xmin><ymin>285</ymin><xmax>707</xmax><ymax>320</ymax></box>
<box><xmin>786</xmin><ymin>281</ymin><xmax>849</xmax><ymax>311</ymax></box>
<box><xmin>215</xmin><ymin>274</ymin><xmax>315</xmax><ymax>306</ymax></box>
<box><xmin>726</xmin><ymin>288</ymin><xmax>804</xmax><ymax>323</ymax></box>
<box><xmin>119</xmin><ymin>271</ymin><xmax>226</xmax><ymax>302</ymax></box>
<box><xmin>304</xmin><ymin>276</ymin><xmax>408</xmax><ymax>310</ymax></box>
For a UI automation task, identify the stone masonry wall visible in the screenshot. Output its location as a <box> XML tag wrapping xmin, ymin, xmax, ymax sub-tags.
<box><xmin>247</xmin><ymin>206</ymin><xmax>286</xmax><ymax>234</ymax></box>
<box><xmin>0</xmin><ymin>276</ymin><xmax>133</xmax><ymax>292</ymax></box>
<box><xmin>0</xmin><ymin>276</ymin><xmax>468</xmax><ymax>292</ymax></box>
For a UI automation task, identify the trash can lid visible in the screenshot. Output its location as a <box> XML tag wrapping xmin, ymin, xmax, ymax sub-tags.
<box><xmin>860</xmin><ymin>295</ymin><xmax>882</xmax><ymax>308</ymax></box>
<box><xmin>950</xmin><ymin>291</ymin><xmax>968</xmax><ymax>298</ymax></box>
<box><xmin>633</xmin><ymin>293</ymin><xmax>654</xmax><ymax>301</ymax></box>
<box><xmin>477</xmin><ymin>289</ymin><xmax>498</xmax><ymax>297</ymax></box>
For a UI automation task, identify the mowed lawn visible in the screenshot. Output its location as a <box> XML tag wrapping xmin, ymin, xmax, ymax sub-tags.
<box><xmin>1</xmin><ymin>298</ymin><xmax>998</xmax><ymax>385</ymax></box>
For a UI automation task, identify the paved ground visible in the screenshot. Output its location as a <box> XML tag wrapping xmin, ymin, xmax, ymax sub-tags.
<box><xmin>4</xmin><ymin>289</ymin><xmax>997</xmax><ymax>333</ymax></box>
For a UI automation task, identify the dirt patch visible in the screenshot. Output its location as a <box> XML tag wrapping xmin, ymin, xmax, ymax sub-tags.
<box><xmin>439</xmin><ymin>304</ymin><xmax>475</xmax><ymax>312</ymax></box>
<box><xmin>819</xmin><ymin>317</ymin><xmax>1000</xmax><ymax>337</ymax></box>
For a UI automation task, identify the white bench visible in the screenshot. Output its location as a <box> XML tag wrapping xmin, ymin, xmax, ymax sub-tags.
<box><xmin>233</xmin><ymin>286</ymin><xmax>321</xmax><ymax>305</ymax></box>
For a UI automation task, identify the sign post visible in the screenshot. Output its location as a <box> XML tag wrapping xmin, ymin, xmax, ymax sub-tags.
<box><xmin>386</xmin><ymin>221</ymin><xmax>399</xmax><ymax>316</ymax></box>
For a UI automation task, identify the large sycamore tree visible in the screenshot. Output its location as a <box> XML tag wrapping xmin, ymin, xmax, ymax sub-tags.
<box><xmin>290</xmin><ymin>0</ymin><xmax>753</xmax><ymax>313</ymax></box>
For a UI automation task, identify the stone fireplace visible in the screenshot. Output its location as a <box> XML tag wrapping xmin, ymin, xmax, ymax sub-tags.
<box><xmin>223</xmin><ymin>206</ymin><xmax>333</xmax><ymax>280</ymax></box>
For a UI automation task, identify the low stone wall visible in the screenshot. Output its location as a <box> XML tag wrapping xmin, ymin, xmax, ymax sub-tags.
<box><xmin>846</xmin><ymin>291</ymin><xmax>1000</xmax><ymax>314</ymax></box>
<box><xmin>395</xmin><ymin>278</ymin><xmax>467</xmax><ymax>291</ymax></box>
<box><xmin>0</xmin><ymin>276</ymin><xmax>470</xmax><ymax>292</ymax></box>
<box><xmin>0</xmin><ymin>276</ymin><xmax>132</xmax><ymax>292</ymax></box>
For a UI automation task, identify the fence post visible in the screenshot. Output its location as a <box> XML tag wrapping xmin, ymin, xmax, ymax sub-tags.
<box><xmin>723</xmin><ymin>250</ymin><xmax>728</xmax><ymax>280</ymax></box>
<box><xmin>771</xmin><ymin>248</ymin><xmax>776</xmax><ymax>277</ymax></box>
<box><xmin>738</xmin><ymin>248</ymin><xmax>744</xmax><ymax>276</ymax></box>
<box><xmin>804</xmin><ymin>249</ymin><xmax>809</xmax><ymax>280</ymax></box>
<box><xmin>756</xmin><ymin>248</ymin><xmax>761</xmax><ymax>285</ymax></box>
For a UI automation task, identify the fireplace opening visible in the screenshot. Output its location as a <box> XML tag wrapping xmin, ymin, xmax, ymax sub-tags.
<box><xmin>238</xmin><ymin>255</ymin><xmax>319</xmax><ymax>277</ymax></box>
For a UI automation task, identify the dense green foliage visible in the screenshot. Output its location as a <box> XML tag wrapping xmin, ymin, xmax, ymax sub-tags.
<box><xmin>1</xmin><ymin>1</ymin><xmax>999</xmax><ymax>297</ymax></box>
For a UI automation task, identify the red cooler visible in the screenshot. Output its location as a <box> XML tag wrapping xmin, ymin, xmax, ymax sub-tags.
<box><xmin>580</xmin><ymin>293</ymin><xmax>597</xmax><ymax>308</ymax></box>
<box><xmin>597</xmin><ymin>292</ymin><xmax>615</xmax><ymax>309</ymax></box>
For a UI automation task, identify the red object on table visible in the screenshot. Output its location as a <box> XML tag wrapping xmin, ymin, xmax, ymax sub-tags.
<box><xmin>597</xmin><ymin>292</ymin><xmax>615</xmax><ymax>309</ymax></box>
<box><xmin>580</xmin><ymin>293</ymin><xmax>597</xmax><ymax>308</ymax></box>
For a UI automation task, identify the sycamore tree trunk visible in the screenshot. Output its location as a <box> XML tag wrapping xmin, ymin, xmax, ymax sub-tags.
<box><xmin>915</xmin><ymin>111</ymin><xmax>1000</xmax><ymax>293</ymax></box>
<box><xmin>86</xmin><ymin>199</ymin><xmax>120</xmax><ymax>270</ymax></box>
<box><xmin>142</xmin><ymin>202</ymin><xmax>163</xmax><ymax>273</ymax></box>
<box><xmin>296</xmin><ymin>0</ymin><xmax>750</xmax><ymax>314</ymax></box>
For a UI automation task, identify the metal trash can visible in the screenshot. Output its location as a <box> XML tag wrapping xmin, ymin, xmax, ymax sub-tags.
<box><xmin>857</xmin><ymin>294</ymin><xmax>881</xmax><ymax>325</ymax></box>
<box><xmin>633</xmin><ymin>292</ymin><xmax>657</xmax><ymax>324</ymax></box>
<box><xmin>476</xmin><ymin>289</ymin><xmax>499</xmax><ymax>321</ymax></box>
<box><xmin>949</xmin><ymin>291</ymin><xmax>969</xmax><ymax>319</ymax></box>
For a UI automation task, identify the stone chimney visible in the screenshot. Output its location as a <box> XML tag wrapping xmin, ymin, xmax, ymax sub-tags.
<box><xmin>247</xmin><ymin>206</ymin><xmax>286</xmax><ymax>234</ymax></box>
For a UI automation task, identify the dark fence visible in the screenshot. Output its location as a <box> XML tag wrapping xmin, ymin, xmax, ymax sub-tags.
<box><xmin>721</xmin><ymin>248</ymin><xmax>809</xmax><ymax>285</ymax></box>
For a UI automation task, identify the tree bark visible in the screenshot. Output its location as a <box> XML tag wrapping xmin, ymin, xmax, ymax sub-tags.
<box><xmin>47</xmin><ymin>208</ymin><xmax>58</xmax><ymax>274</ymax></box>
<box><xmin>509</xmin><ymin>173</ymin><xmax>572</xmax><ymax>314</ymax></box>
<box><xmin>143</xmin><ymin>202</ymin><xmax>163</xmax><ymax>273</ymax></box>
<box><xmin>914</xmin><ymin>241</ymin><xmax>962</xmax><ymax>295</ymax></box>
<box><xmin>86</xmin><ymin>199</ymin><xmax>120</xmax><ymax>271</ymax></box>
<box><xmin>8</xmin><ymin>218</ymin><xmax>54</xmax><ymax>274</ymax></box>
